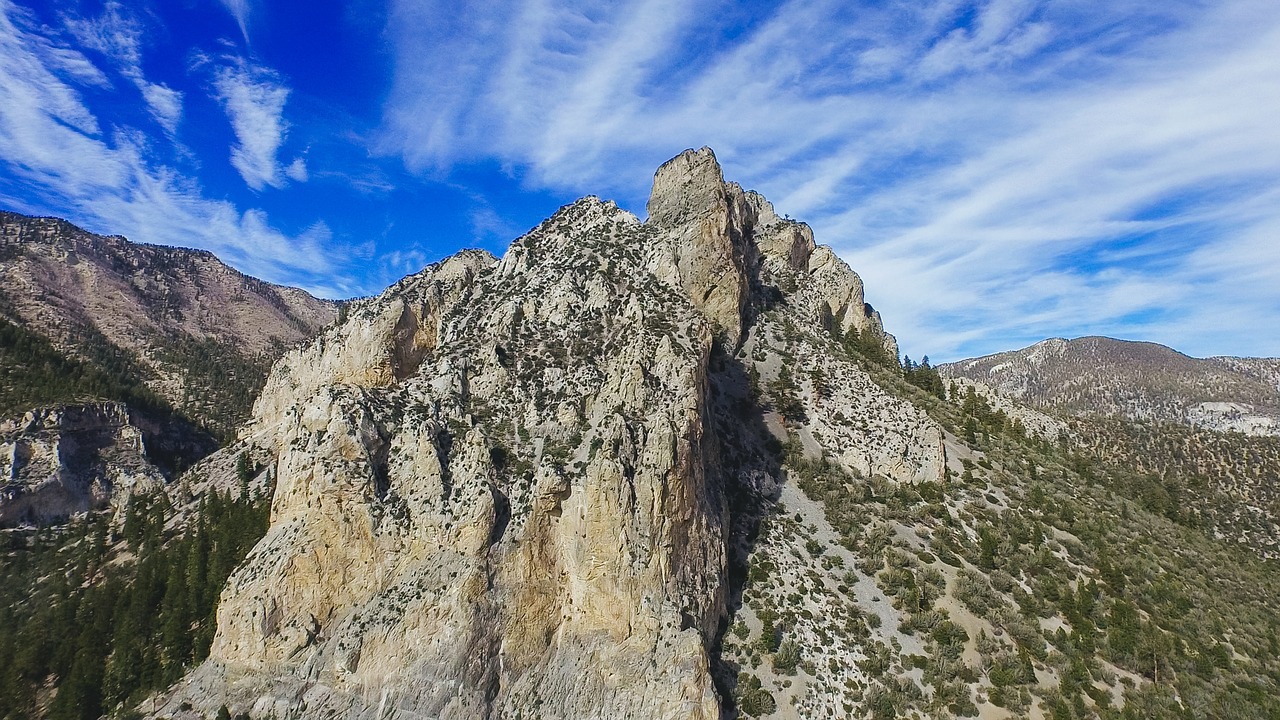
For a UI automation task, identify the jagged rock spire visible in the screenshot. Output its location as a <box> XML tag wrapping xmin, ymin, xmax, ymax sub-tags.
<box><xmin>645</xmin><ymin>146</ymin><xmax>895</xmax><ymax>356</ymax></box>
<box><xmin>155</xmin><ymin>148</ymin><xmax>930</xmax><ymax>720</ymax></box>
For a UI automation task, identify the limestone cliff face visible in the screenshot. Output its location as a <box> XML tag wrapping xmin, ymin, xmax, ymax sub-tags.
<box><xmin>159</xmin><ymin>149</ymin><xmax>943</xmax><ymax>719</ymax></box>
<box><xmin>0</xmin><ymin>402</ymin><xmax>202</xmax><ymax>525</ymax></box>
<box><xmin>646</xmin><ymin>148</ymin><xmax>754</xmax><ymax>345</ymax></box>
<box><xmin>184</xmin><ymin>199</ymin><xmax>727</xmax><ymax>720</ymax></box>
<box><xmin>644</xmin><ymin>147</ymin><xmax>893</xmax><ymax>356</ymax></box>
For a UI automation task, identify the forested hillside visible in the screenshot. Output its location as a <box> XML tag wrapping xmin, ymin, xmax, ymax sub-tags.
<box><xmin>715</xmin><ymin>327</ymin><xmax>1280</xmax><ymax>719</ymax></box>
<box><xmin>1072</xmin><ymin>418</ymin><xmax>1280</xmax><ymax>559</ymax></box>
<box><xmin>0</xmin><ymin>457</ymin><xmax>270</xmax><ymax>720</ymax></box>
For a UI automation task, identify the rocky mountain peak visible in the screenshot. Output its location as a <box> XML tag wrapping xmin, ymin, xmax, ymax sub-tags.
<box><xmin>149</xmin><ymin>149</ymin><xmax>943</xmax><ymax>719</ymax></box>
<box><xmin>641</xmin><ymin>147</ymin><xmax>886</xmax><ymax>352</ymax></box>
<box><xmin>646</xmin><ymin>146</ymin><xmax>729</xmax><ymax>228</ymax></box>
<box><xmin>643</xmin><ymin>147</ymin><xmax>753</xmax><ymax>344</ymax></box>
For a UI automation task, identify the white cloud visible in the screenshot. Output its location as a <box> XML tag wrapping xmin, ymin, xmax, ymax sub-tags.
<box><xmin>914</xmin><ymin>1</ymin><xmax>1050</xmax><ymax>82</ymax></box>
<box><xmin>140</xmin><ymin>82</ymin><xmax>182</xmax><ymax>134</ymax></box>
<box><xmin>378</xmin><ymin>0</ymin><xmax>1280</xmax><ymax>360</ymax></box>
<box><xmin>219</xmin><ymin>0</ymin><xmax>251</xmax><ymax>42</ymax></box>
<box><xmin>63</xmin><ymin>1</ymin><xmax>183</xmax><ymax>134</ymax></box>
<box><xmin>213</xmin><ymin>60</ymin><xmax>293</xmax><ymax>191</ymax></box>
<box><xmin>0</xmin><ymin>2</ymin><xmax>352</xmax><ymax>298</ymax></box>
<box><xmin>37</xmin><ymin>40</ymin><xmax>110</xmax><ymax>88</ymax></box>
<box><xmin>284</xmin><ymin>157</ymin><xmax>308</xmax><ymax>182</ymax></box>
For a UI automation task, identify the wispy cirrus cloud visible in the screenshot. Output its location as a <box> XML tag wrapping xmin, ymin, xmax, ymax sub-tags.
<box><xmin>0</xmin><ymin>1</ymin><xmax>349</xmax><ymax>297</ymax></box>
<box><xmin>378</xmin><ymin>0</ymin><xmax>1280</xmax><ymax>360</ymax></box>
<box><xmin>218</xmin><ymin>0</ymin><xmax>251</xmax><ymax>42</ymax></box>
<box><xmin>63</xmin><ymin>1</ymin><xmax>183</xmax><ymax>134</ymax></box>
<box><xmin>212</xmin><ymin>58</ymin><xmax>305</xmax><ymax>191</ymax></box>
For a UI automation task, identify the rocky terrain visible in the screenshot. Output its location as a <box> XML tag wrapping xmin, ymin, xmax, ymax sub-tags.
<box><xmin>5</xmin><ymin>150</ymin><xmax>1280</xmax><ymax>720</ymax></box>
<box><xmin>0</xmin><ymin>402</ymin><xmax>212</xmax><ymax>526</ymax></box>
<box><xmin>940</xmin><ymin>336</ymin><xmax>1280</xmax><ymax>436</ymax></box>
<box><xmin>0</xmin><ymin>211</ymin><xmax>337</xmax><ymax>440</ymax></box>
<box><xmin>149</xmin><ymin>147</ymin><xmax>938</xmax><ymax>719</ymax></box>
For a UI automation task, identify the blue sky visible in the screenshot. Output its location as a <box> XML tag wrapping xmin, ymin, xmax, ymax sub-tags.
<box><xmin>2</xmin><ymin>0</ymin><xmax>1279</xmax><ymax>362</ymax></box>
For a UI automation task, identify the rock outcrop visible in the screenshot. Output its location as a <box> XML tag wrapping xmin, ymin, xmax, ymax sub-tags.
<box><xmin>156</xmin><ymin>149</ymin><xmax>943</xmax><ymax>719</ymax></box>
<box><xmin>644</xmin><ymin>147</ymin><xmax>893</xmax><ymax>354</ymax></box>
<box><xmin>0</xmin><ymin>402</ymin><xmax>210</xmax><ymax>525</ymax></box>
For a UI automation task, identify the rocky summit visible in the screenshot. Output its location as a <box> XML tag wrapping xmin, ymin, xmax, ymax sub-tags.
<box><xmin>155</xmin><ymin>148</ymin><xmax>939</xmax><ymax>718</ymax></box>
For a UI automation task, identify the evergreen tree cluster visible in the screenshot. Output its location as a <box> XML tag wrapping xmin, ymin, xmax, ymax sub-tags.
<box><xmin>901</xmin><ymin>355</ymin><xmax>945</xmax><ymax>399</ymax></box>
<box><xmin>0</xmin><ymin>305</ymin><xmax>275</xmax><ymax>445</ymax></box>
<box><xmin>838</xmin><ymin>326</ymin><xmax>897</xmax><ymax>367</ymax></box>
<box><xmin>151</xmin><ymin>335</ymin><xmax>275</xmax><ymax>443</ymax></box>
<box><xmin>1070</xmin><ymin>417</ymin><xmax>1280</xmax><ymax>557</ymax></box>
<box><xmin>0</xmin><ymin>317</ymin><xmax>172</xmax><ymax>420</ymax></box>
<box><xmin>0</xmin><ymin>485</ymin><xmax>270</xmax><ymax>720</ymax></box>
<box><xmin>767</xmin><ymin>363</ymin><xmax>807</xmax><ymax>423</ymax></box>
<box><xmin>954</xmin><ymin>383</ymin><xmax>1031</xmax><ymax>446</ymax></box>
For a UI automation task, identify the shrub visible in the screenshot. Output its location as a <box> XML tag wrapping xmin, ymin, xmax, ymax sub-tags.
<box><xmin>736</xmin><ymin>673</ymin><xmax>777</xmax><ymax>717</ymax></box>
<box><xmin>772</xmin><ymin>639</ymin><xmax>801</xmax><ymax>674</ymax></box>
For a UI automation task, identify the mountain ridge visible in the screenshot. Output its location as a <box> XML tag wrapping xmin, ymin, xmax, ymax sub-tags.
<box><xmin>940</xmin><ymin>335</ymin><xmax>1280</xmax><ymax>436</ymax></box>
<box><xmin>0</xmin><ymin>210</ymin><xmax>338</xmax><ymax>440</ymax></box>
<box><xmin>154</xmin><ymin>147</ymin><xmax>937</xmax><ymax>719</ymax></box>
<box><xmin>0</xmin><ymin>210</ymin><xmax>337</xmax><ymax>524</ymax></box>
<box><xmin>6</xmin><ymin>151</ymin><xmax>1280</xmax><ymax>720</ymax></box>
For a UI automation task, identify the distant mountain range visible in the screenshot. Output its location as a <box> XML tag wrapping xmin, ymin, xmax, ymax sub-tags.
<box><xmin>0</xmin><ymin>210</ymin><xmax>336</xmax><ymax>525</ymax></box>
<box><xmin>940</xmin><ymin>336</ymin><xmax>1280</xmax><ymax>436</ymax></box>
<box><xmin>0</xmin><ymin>210</ymin><xmax>337</xmax><ymax>441</ymax></box>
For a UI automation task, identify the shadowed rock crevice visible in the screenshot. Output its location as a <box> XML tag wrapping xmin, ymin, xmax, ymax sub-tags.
<box><xmin>703</xmin><ymin>343</ymin><xmax>787</xmax><ymax>715</ymax></box>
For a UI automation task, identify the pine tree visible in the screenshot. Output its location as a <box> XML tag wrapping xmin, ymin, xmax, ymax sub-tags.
<box><xmin>159</xmin><ymin>546</ymin><xmax>192</xmax><ymax>678</ymax></box>
<box><xmin>236</xmin><ymin>452</ymin><xmax>253</xmax><ymax>502</ymax></box>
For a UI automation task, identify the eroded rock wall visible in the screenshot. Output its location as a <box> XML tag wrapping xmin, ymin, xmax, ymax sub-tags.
<box><xmin>0</xmin><ymin>402</ymin><xmax>173</xmax><ymax>525</ymax></box>
<box><xmin>158</xmin><ymin>149</ymin><xmax>944</xmax><ymax>720</ymax></box>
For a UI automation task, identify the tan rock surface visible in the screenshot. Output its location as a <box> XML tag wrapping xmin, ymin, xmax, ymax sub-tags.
<box><xmin>155</xmin><ymin>150</ymin><xmax>945</xmax><ymax>720</ymax></box>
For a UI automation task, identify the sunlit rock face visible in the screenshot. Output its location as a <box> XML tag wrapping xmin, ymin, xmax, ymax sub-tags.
<box><xmin>158</xmin><ymin>148</ymin><xmax>941</xmax><ymax>719</ymax></box>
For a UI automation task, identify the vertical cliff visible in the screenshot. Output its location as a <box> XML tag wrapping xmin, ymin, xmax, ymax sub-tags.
<box><xmin>157</xmin><ymin>149</ymin><xmax>944</xmax><ymax>719</ymax></box>
<box><xmin>0</xmin><ymin>402</ymin><xmax>212</xmax><ymax>525</ymax></box>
